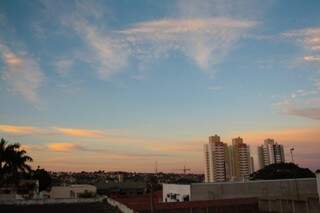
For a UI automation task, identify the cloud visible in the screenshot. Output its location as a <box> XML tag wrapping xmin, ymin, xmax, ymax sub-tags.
<box><xmin>283</xmin><ymin>27</ymin><xmax>320</xmax><ymax>66</ymax></box>
<box><xmin>54</xmin><ymin>58</ymin><xmax>74</xmax><ymax>75</ymax></box>
<box><xmin>304</xmin><ymin>55</ymin><xmax>320</xmax><ymax>62</ymax></box>
<box><xmin>0</xmin><ymin>124</ymin><xmax>108</xmax><ymax>138</ymax></box>
<box><xmin>280</xmin><ymin>103</ymin><xmax>320</xmax><ymax>120</ymax></box>
<box><xmin>48</xmin><ymin>143</ymin><xmax>78</xmax><ymax>152</ymax></box>
<box><xmin>119</xmin><ymin>18</ymin><xmax>256</xmax><ymax>72</ymax></box>
<box><xmin>0</xmin><ymin>43</ymin><xmax>44</xmax><ymax>104</ymax></box>
<box><xmin>53</xmin><ymin>0</ymin><xmax>257</xmax><ymax>79</ymax></box>
<box><xmin>273</xmin><ymin>26</ymin><xmax>320</xmax><ymax>120</ymax></box>
<box><xmin>0</xmin><ymin>124</ymin><xmax>42</xmax><ymax>135</ymax></box>
<box><xmin>53</xmin><ymin>127</ymin><xmax>107</xmax><ymax>138</ymax></box>
<box><xmin>65</xmin><ymin>18</ymin><xmax>129</xmax><ymax>79</ymax></box>
<box><xmin>274</xmin><ymin>78</ymin><xmax>320</xmax><ymax>120</ymax></box>
<box><xmin>275</xmin><ymin>95</ymin><xmax>320</xmax><ymax>120</ymax></box>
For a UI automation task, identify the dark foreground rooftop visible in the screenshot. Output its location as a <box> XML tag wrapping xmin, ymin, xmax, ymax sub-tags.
<box><xmin>0</xmin><ymin>202</ymin><xmax>118</xmax><ymax>213</ymax></box>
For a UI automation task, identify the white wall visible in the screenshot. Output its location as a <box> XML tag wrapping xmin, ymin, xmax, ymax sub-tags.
<box><xmin>163</xmin><ymin>178</ymin><xmax>318</xmax><ymax>202</ymax></box>
<box><xmin>190</xmin><ymin>178</ymin><xmax>317</xmax><ymax>201</ymax></box>
<box><xmin>163</xmin><ymin>184</ymin><xmax>191</xmax><ymax>202</ymax></box>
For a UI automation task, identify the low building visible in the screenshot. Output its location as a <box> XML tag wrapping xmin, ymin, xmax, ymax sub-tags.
<box><xmin>50</xmin><ymin>185</ymin><xmax>96</xmax><ymax>199</ymax></box>
<box><xmin>0</xmin><ymin>180</ymin><xmax>39</xmax><ymax>201</ymax></box>
<box><xmin>163</xmin><ymin>178</ymin><xmax>317</xmax><ymax>202</ymax></box>
<box><xmin>96</xmin><ymin>181</ymin><xmax>145</xmax><ymax>196</ymax></box>
<box><xmin>107</xmin><ymin>192</ymin><xmax>260</xmax><ymax>213</ymax></box>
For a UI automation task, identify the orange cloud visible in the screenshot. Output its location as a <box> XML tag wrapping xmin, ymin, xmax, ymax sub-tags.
<box><xmin>3</xmin><ymin>53</ymin><xmax>22</xmax><ymax>65</ymax></box>
<box><xmin>48</xmin><ymin>143</ymin><xmax>78</xmax><ymax>152</ymax></box>
<box><xmin>53</xmin><ymin>127</ymin><xmax>106</xmax><ymax>138</ymax></box>
<box><xmin>0</xmin><ymin>124</ymin><xmax>41</xmax><ymax>134</ymax></box>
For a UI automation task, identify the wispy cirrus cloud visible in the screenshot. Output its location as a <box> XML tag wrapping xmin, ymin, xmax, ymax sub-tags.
<box><xmin>119</xmin><ymin>18</ymin><xmax>256</xmax><ymax>72</ymax></box>
<box><xmin>278</xmin><ymin>102</ymin><xmax>320</xmax><ymax>120</ymax></box>
<box><xmin>277</xmin><ymin>27</ymin><xmax>320</xmax><ymax>120</ymax></box>
<box><xmin>53</xmin><ymin>127</ymin><xmax>107</xmax><ymax>138</ymax></box>
<box><xmin>68</xmin><ymin>19</ymin><xmax>129</xmax><ymax>79</ymax></box>
<box><xmin>52</xmin><ymin>0</ymin><xmax>257</xmax><ymax>79</ymax></box>
<box><xmin>275</xmin><ymin>87</ymin><xmax>320</xmax><ymax>120</ymax></box>
<box><xmin>0</xmin><ymin>124</ymin><xmax>107</xmax><ymax>138</ymax></box>
<box><xmin>0</xmin><ymin>124</ymin><xmax>42</xmax><ymax>135</ymax></box>
<box><xmin>0</xmin><ymin>43</ymin><xmax>44</xmax><ymax>104</ymax></box>
<box><xmin>283</xmin><ymin>27</ymin><xmax>320</xmax><ymax>66</ymax></box>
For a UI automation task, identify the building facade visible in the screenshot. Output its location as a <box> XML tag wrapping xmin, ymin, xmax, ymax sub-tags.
<box><xmin>258</xmin><ymin>139</ymin><xmax>285</xmax><ymax>169</ymax></box>
<box><xmin>203</xmin><ymin>135</ymin><xmax>230</xmax><ymax>182</ymax></box>
<box><xmin>204</xmin><ymin>135</ymin><xmax>253</xmax><ymax>182</ymax></box>
<box><xmin>229</xmin><ymin>137</ymin><xmax>251</xmax><ymax>180</ymax></box>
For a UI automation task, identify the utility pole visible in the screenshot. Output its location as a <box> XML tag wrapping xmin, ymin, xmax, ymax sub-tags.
<box><xmin>290</xmin><ymin>147</ymin><xmax>294</xmax><ymax>163</ymax></box>
<box><xmin>155</xmin><ymin>161</ymin><xmax>158</xmax><ymax>174</ymax></box>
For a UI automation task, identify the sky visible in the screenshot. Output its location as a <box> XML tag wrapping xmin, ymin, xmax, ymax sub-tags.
<box><xmin>0</xmin><ymin>0</ymin><xmax>319</xmax><ymax>173</ymax></box>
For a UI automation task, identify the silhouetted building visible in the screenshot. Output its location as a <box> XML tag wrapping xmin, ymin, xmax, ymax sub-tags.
<box><xmin>258</xmin><ymin>138</ymin><xmax>285</xmax><ymax>169</ymax></box>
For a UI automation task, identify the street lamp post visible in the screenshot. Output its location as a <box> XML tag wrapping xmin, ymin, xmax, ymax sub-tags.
<box><xmin>290</xmin><ymin>147</ymin><xmax>294</xmax><ymax>163</ymax></box>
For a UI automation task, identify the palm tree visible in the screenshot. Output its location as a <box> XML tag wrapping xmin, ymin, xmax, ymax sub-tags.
<box><xmin>1</xmin><ymin>138</ymin><xmax>20</xmax><ymax>173</ymax></box>
<box><xmin>0</xmin><ymin>138</ymin><xmax>33</xmax><ymax>185</ymax></box>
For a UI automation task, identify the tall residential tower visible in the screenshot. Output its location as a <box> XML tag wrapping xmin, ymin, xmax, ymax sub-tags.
<box><xmin>257</xmin><ymin>138</ymin><xmax>285</xmax><ymax>169</ymax></box>
<box><xmin>203</xmin><ymin>135</ymin><xmax>230</xmax><ymax>182</ymax></box>
<box><xmin>204</xmin><ymin>135</ymin><xmax>253</xmax><ymax>182</ymax></box>
<box><xmin>229</xmin><ymin>137</ymin><xmax>252</xmax><ymax>180</ymax></box>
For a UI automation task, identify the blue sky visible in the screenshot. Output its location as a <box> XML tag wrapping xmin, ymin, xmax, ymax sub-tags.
<box><xmin>0</xmin><ymin>0</ymin><xmax>319</xmax><ymax>172</ymax></box>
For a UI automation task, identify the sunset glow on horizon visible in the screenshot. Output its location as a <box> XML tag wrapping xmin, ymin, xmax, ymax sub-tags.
<box><xmin>0</xmin><ymin>0</ymin><xmax>319</xmax><ymax>173</ymax></box>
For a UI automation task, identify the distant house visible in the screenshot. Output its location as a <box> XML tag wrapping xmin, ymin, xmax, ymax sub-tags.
<box><xmin>50</xmin><ymin>185</ymin><xmax>96</xmax><ymax>199</ymax></box>
<box><xmin>96</xmin><ymin>181</ymin><xmax>145</xmax><ymax>196</ymax></box>
<box><xmin>0</xmin><ymin>180</ymin><xmax>39</xmax><ymax>201</ymax></box>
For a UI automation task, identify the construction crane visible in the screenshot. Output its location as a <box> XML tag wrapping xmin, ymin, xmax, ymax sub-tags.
<box><xmin>176</xmin><ymin>166</ymin><xmax>191</xmax><ymax>174</ymax></box>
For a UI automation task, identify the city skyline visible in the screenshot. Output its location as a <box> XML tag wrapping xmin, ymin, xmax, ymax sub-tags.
<box><xmin>0</xmin><ymin>0</ymin><xmax>320</xmax><ymax>172</ymax></box>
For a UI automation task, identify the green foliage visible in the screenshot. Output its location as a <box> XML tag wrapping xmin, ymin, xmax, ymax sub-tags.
<box><xmin>250</xmin><ymin>163</ymin><xmax>315</xmax><ymax>180</ymax></box>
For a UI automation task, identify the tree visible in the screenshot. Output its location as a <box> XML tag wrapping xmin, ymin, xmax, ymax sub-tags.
<box><xmin>0</xmin><ymin>138</ymin><xmax>33</xmax><ymax>185</ymax></box>
<box><xmin>250</xmin><ymin>163</ymin><xmax>315</xmax><ymax>180</ymax></box>
<box><xmin>0</xmin><ymin>138</ymin><xmax>20</xmax><ymax>173</ymax></box>
<box><xmin>32</xmin><ymin>167</ymin><xmax>52</xmax><ymax>191</ymax></box>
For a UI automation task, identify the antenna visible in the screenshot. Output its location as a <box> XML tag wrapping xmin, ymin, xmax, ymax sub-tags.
<box><xmin>155</xmin><ymin>161</ymin><xmax>158</xmax><ymax>174</ymax></box>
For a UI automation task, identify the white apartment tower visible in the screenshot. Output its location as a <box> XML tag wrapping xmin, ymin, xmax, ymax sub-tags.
<box><xmin>203</xmin><ymin>135</ymin><xmax>230</xmax><ymax>182</ymax></box>
<box><xmin>258</xmin><ymin>138</ymin><xmax>285</xmax><ymax>169</ymax></box>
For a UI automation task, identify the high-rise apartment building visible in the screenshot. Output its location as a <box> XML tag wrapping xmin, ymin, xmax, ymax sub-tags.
<box><xmin>204</xmin><ymin>135</ymin><xmax>253</xmax><ymax>182</ymax></box>
<box><xmin>229</xmin><ymin>137</ymin><xmax>251</xmax><ymax>180</ymax></box>
<box><xmin>203</xmin><ymin>135</ymin><xmax>230</xmax><ymax>182</ymax></box>
<box><xmin>257</xmin><ymin>138</ymin><xmax>285</xmax><ymax>169</ymax></box>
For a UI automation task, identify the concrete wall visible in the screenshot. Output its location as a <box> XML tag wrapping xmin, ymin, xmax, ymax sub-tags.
<box><xmin>0</xmin><ymin>197</ymin><xmax>104</xmax><ymax>205</ymax></box>
<box><xmin>316</xmin><ymin>172</ymin><xmax>320</xmax><ymax>203</ymax></box>
<box><xmin>50</xmin><ymin>187</ymin><xmax>71</xmax><ymax>199</ymax></box>
<box><xmin>106</xmin><ymin>197</ymin><xmax>134</xmax><ymax>213</ymax></box>
<box><xmin>163</xmin><ymin>184</ymin><xmax>190</xmax><ymax>202</ymax></box>
<box><xmin>50</xmin><ymin>185</ymin><xmax>96</xmax><ymax>199</ymax></box>
<box><xmin>190</xmin><ymin>178</ymin><xmax>317</xmax><ymax>201</ymax></box>
<box><xmin>259</xmin><ymin>198</ymin><xmax>320</xmax><ymax>213</ymax></box>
